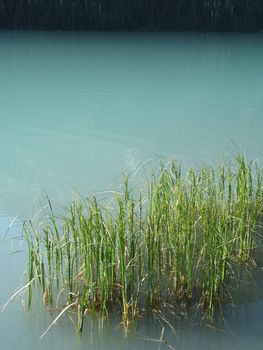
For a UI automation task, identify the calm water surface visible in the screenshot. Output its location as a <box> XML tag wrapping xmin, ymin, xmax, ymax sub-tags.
<box><xmin>0</xmin><ymin>31</ymin><xmax>263</xmax><ymax>349</ymax></box>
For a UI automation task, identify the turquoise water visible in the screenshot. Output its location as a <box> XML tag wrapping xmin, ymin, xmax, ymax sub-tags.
<box><xmin>0</xmin><ymin>31</ymin><xmax>263</xmax><ymax>349</ymax></box>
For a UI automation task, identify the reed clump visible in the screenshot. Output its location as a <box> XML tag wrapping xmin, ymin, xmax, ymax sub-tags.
<box><xmin>23</xmin><ymin>155</ymin><xmax>263</xmax><ymax>331</ymax></box>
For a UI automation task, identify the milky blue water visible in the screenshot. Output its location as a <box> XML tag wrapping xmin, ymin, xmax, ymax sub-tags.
<box><xmin>0</xmin><ymin>31</ymin><xmax>263</xmax><ymax>350</ymax></box>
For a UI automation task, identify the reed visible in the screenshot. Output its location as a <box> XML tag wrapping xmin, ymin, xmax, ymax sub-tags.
<box><xmin>23</xmin><ymin>155</ymin><xmax>263</xmax><ymax>331</ymax></box>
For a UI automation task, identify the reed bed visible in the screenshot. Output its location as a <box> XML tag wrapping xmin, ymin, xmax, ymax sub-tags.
<box><xmin>23</xmin><ymin>155</ymin><xmax>263</xmax><ymax>331</ymax></box>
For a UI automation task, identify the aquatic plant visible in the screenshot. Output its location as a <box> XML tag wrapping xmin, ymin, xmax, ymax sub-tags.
<box><xmin>23</xmin><ymin>155</ymin><xmax>263</xmax><ymax>332</ymax></box>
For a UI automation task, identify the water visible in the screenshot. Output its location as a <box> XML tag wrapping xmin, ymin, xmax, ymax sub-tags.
<box><xmin>0</xmin><ymin>31</ymin><xmax>263</xmax><ymax>349</ymax></box>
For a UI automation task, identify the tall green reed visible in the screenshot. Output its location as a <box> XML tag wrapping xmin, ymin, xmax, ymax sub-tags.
<box><xmin>23</xmin><ymin>155</ymin><xmax>263</xmax><ymax>331</ymax></box>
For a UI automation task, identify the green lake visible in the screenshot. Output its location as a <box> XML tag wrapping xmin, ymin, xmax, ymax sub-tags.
<box><xmin>0</xmin><ymin>31</ymin><xmax>263</xmax><ymax>349</ymax></box>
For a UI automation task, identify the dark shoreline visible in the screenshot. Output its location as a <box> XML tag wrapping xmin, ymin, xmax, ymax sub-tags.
<box><xmin>1</xmin><ymin>1</ymin><xmax>263</xmax><ymax>32</ymax></box>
